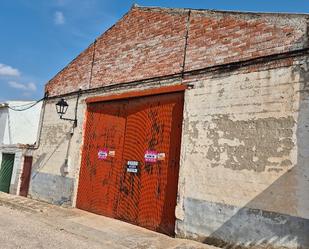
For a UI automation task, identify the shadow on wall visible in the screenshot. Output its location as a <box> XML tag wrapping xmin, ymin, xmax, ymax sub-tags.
<box><xmin>200</xmin><ymin>59</ymin><xmax>309</xmax><ymax>248</ymax></box>
<box><xmin>29</xmin><ymin>131</ymin><xmax>75</xmax><ymax>206</ymax></box>
<box><xmin>31</xmin><ymin>134</ymin><xmax>69</xmax><ymax>179</ymax></box>
<box><xmin>202</xmin><ymin>167</ymin><xmax>309</xmax><ymax>249</ymax></box>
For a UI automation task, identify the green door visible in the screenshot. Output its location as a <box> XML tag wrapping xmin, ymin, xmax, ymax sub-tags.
<box><xmin>0</xmin><ymin>154</ymin><xmax>15</xmax><ymax>193</ymax></box>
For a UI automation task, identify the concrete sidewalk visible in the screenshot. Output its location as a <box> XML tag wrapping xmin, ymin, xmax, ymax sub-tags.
<box><xmin>0</xmin><ymin>192</ymin><xmax>217</xmax><ymax>249</ymax></box>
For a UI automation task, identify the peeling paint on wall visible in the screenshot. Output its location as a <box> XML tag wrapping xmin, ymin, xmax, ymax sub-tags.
<box><xmin>205</xmin><ymin>115</ymin><xmax>295</xmax><ymax>172</ymax></box>
<box><xmin>176</xmin><ymin>61</ymin><xmax>306</xmax><ymax>248</ymax></box>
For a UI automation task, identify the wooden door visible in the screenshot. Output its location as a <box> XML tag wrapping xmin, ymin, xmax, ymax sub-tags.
<box><xmin>19</xmin><ymin>156</ymin><xmax>33</xmax><ymax>197</ymax></box>
<box><xmin>0</xmin><ymin>153</ymin><xmax>15</xmax><ymax>193</ymax></box>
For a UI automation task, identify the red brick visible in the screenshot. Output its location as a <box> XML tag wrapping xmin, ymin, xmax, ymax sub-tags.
<box><xmin>45</xmin><ymin>7</ymin><xmax>307</xmax><ymax>96</ymax></box>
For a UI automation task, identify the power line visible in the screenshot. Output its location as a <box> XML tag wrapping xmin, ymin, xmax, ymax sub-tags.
<box><xmin>9</xmin><ymin>101</ymin><xmax>38</xmax><ymax>108</ymax></box>
<box><xmin>7</xmin><ymin>97</ymin><xmax>45</xmax><ymax>112</ymax></box>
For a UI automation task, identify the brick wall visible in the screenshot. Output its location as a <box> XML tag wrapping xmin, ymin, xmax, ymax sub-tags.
<box><xmin>45</xmin><ymin>6</ymin><xmax>308</xmax><ymax>97</ymax></box>
<box><xmin>45</xmin><ymin>45</ymin><xmax>94</xmax><ymax>97</ymax></box>
<box><xmin>91</xmin><ymin>8</ymin><xmax>187</xmax><ymax>87</ymax></box>
<box><xmin>46</xmin><ymin>7</ymin><xmax>188</xmax><ymax>96</ymax></box>
<box><xmin>185</xmin><ymin>11</ymin><xmax>307</xmax><ymax>71</ymax></box>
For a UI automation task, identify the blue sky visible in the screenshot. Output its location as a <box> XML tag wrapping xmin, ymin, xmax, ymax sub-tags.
<box><xmin>1</xmin><ymin>0</ymin><xmax>309</xmax><ymax>102</ymax></box>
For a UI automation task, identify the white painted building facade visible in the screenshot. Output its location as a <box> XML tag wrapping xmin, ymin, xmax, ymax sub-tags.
<box><xmin>0</xmin><ymin>101</ymin><xmax>42</xmax><ymax>195</ymax></box>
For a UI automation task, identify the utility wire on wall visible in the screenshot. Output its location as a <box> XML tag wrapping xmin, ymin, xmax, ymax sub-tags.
<box><xmin>7</xmin><ymin>97</ymin><xmax>46</xmax><ymax>112</ymax></box>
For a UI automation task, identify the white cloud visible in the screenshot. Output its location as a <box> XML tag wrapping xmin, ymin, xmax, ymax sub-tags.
<box><xmin>27</xmin><ymin>82</ymin><xmax>37</xmax><ymax>91</ymax></box>
<box><xmin>0</xmin><ymin>64</ymin><xmax>20</xmax><ymax>77</ymax></box>
<box><xmin>8</xmin><ymin>81</ymin><xmax>37</xmax><ymax>92</ymax></box>
<box><xmin>54</xmin><ymin>11</ymin><xmax>65</xmax><ymax>25</ymax></box>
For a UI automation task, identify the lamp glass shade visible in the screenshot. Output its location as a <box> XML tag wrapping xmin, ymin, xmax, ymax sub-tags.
<box><xmin>56</xmin><ymin>98</ymin><xmax>69</xmax><ymax>116</ymax></box>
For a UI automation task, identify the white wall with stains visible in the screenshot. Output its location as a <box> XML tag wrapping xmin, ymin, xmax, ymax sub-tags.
<box><xmin>175</xmin><ymin>58</ymin><xmax>309</xmax><ymax>248</ymax></box>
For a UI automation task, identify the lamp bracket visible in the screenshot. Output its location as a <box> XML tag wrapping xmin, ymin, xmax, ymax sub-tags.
<box><xmin>60</xmin><ymin>116</ymin><xmax>77</xmax><ymax>128</ymax></box>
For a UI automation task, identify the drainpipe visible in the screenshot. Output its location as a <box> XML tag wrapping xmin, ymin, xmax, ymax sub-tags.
<box><xmin>32</xmin><ymin>94</ymin><xmax>48</xmax><ymax>150</ymax></box>
<box><xmin>63</xmin><ymin>90</ymin><xmax>81</xmax><ymax>175</ymax></box>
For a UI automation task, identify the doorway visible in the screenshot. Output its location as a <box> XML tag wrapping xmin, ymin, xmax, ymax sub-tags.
<box><xmin>19</xmin><ymin>156</ymin><xmax>33</xmax><ymax>197</ymax></box>
<box><xmin>0</xmin><ymin>153</ymin><xmax>15</xmax><ymax>193</ymax></box>
<box><xmin>77</xmin><ymin>90</ymin><xmax>184</xmax><ymax>235</ymax></box>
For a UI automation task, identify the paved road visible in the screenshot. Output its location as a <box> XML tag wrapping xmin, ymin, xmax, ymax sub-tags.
<box><xmin>0</xmin><ymin>193</ymin><xmax>217</xmax><ymax>249</ymax></box>
<box><xmin>0</xmin><ymin>205</ymin><xmax>105</xmax><ymax>249</ymax></box>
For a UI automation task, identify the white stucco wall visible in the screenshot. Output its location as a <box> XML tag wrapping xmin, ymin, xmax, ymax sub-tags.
<box><xmin>0</xmin><ymin>106</ymin><xmax>9</xmax><ymax>144</ymax></box>
<box><xmin>174</xmin><ymin>58</ymin><xmax>309</xmax><ymax>248</ymax></box>
<box><xmin>0</xmin><ymin>101</ymin><xmax>42</xmax><ymax>195</ymax></box>
<box><xmin>4</xmin><ymin>101</ymin><xmax>42</xmax><ymax>145</ymax></box>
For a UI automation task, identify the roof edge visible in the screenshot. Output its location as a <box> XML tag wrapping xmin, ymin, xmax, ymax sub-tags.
<box><xmin>45</xmin><ymin>6</ymin><xmax>136</xmax><ymax>90</ymax></box>
<box><xmin>134</xmin><ymin>5</ymin><xmax>309</xmax><ymax>17</ymax></box>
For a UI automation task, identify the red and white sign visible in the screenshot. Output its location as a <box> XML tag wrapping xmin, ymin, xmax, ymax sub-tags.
<box><xmin>144</xmin><ymin>150</ymin><xmax>158</xmax><ymax>163</ymax></box>
<box><xmin>98</xmin><ymin>149</ymin><xmax>108</xmax><ymax>160</ymax></box>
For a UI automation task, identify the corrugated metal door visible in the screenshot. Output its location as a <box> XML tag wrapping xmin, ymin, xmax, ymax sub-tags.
<box><xmin>77</xmin><ymin>91</ymin><xmax>184</xmax><ymax>235</ymax></box>
<box><xmin>0</xmin><ymin>153</ymin><xmax>15</xmax><ymax>193</ymax></box>
<box><xmin>19</xmin><ymin>156</ymin><xmax>33</xmax><ymax>197</ymax></box>
<box><xmin>77</xmin><ymin>100</ymin><xmax>127</xmax><ymax>217</ymax></box>
<box><xmin>116</xmin><ymin>92</ymin><xmax>184</xmax><ymax>235</ymax></box>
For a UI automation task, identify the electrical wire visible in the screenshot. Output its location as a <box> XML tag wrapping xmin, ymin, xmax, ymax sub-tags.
<box><xmin>7</xmin><ymin>97</ymin><xmax>45</xmax><ymax>112</ymax></box>
<box><xmin>9</xmin><ymin>101</ymin><xmax>39</xmax><ymax>108</ymax></box>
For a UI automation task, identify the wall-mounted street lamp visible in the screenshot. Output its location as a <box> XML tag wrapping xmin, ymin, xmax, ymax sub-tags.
<box><xmin>55</xmin><ymin>98</ymin><xmax>77</xmax><ymax>128</ymax></box>
<box><xmin>55</xmin><ymin>91</ymin><xmax>81</xmax><ymax>175</ymax></box>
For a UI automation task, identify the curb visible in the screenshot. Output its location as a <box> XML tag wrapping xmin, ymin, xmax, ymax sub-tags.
<box><xmin>0</xmin><ymin>198</ymin><xmax>38</xmax><ymax>213</ymax></box>
<box><xmin>0</xmin><ymin>192</ymin><xmax>48</xmax><ymax>213</ymax></box>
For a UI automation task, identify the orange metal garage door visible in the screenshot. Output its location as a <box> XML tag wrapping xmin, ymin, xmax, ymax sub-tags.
<box><xmin>76</xmin><ymin>90</ymin><xmax>184</xmax><ymax>235</ymax></box>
